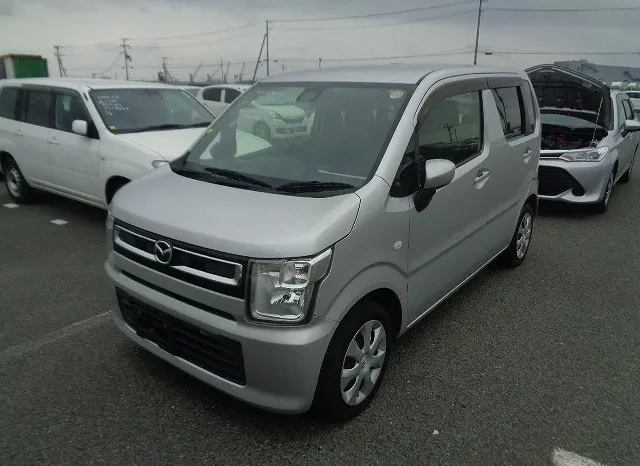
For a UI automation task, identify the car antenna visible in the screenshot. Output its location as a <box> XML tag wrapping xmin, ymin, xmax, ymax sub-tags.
<box><xmin>590</xmin><ymin>97</ymin><xmax>604</xmax><ymax>148</ymax></box>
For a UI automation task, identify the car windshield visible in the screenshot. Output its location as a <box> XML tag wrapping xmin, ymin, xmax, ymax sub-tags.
<box><xmin>176</xmin><ymin>82</ymin><xmax>414</xmax><ymax>193</ymax></box>
<box><xmin>90</xmin><ymin>88</ymin><xmax>213</xmax><ymax>134</ymax></box>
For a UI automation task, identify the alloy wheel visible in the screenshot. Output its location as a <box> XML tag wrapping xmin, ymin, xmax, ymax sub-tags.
<box><xmin>604</xmin><ymin>173</ymin><xmax>613</xmax><ymax>206</ymax></box>
<box><xmin>7</xmin><ymin>167</ymin><xmax>21</xmax><ymax>198</ymax></box>
<box><xmin>340</xmin><ymin>320</ymin><xmax>387</xmax><ymax>406</ymax></box>
<box><xmin>516</xmin><ymin>212</ymin><xmax>533</xmax><ymax>260</ymax></box>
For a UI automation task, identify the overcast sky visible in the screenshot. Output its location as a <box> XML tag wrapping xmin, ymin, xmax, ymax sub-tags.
<box><xmin>1</xmin><ymin>0</ymin><xmax>639</xmax><ymax>81</ymax></box>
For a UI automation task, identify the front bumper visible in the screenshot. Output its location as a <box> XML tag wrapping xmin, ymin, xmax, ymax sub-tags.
<box><xmin>268</xmin><ymin>119</ymin><xmax>309</xmax><ymax>139</ymax></box>
<box><xmin>538</xmin><ymin>157</ymin><xmax>614</xmax><ymax>204</ymax></box>
<box><xmin>105</xmin><ymin>258</ymin><xmax>336</xmax><ymax>414</ymax></box>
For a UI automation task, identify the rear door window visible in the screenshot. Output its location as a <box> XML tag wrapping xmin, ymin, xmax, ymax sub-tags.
<box><xmin>491</xmin><ymin>87</ymin><xmax>526</xmax><ymax>140</ymax></box>
<box><xmin>24</xmin><ymin>90</ymin><xmax>53</xmax><ymax>127</ymax></box>
<box><xmin>0</xmin><ymin>87</ymin><xmax>20</xmax><ymax>120</ymax></box>
<box><xmin>202</xmin><ymin>88</ymin><xmax>222</xmax><ymax>102</ymax></box>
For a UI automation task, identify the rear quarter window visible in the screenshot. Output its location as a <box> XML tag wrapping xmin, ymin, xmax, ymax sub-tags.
<box><xmin>491</xmin><ymin>86</ymin><xmax>527</xmax><ymax>140</ymax></box>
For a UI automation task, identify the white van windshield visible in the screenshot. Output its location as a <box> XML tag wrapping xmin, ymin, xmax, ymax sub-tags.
<box><xmin>90</xmin><ymin>88</ymin><xmax>213</xmax><ymax>134</ymax></box>
<box><xmin>175</xmin><ymin>83</ymin><xmax>414</xmax><ymax>194</ymax></box>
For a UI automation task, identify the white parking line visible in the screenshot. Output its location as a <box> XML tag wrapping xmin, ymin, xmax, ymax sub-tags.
<box><xmin>0</xmin><ymin>312</ymin><xmax>111</xmax><ymax>363</ymax></box>
<box><xmin>3</xmin><ymin>203</ymin><xmax>19</xmax><ymax>209</ymax></box>
<box><xmin>50</xmin><ymin>219</ymin><xmax>68</xmax><ymax>225</ymax></box>
<box><xmin>552</xmin><ymin>448</ymin><xmax>606</xmax><ymax>466</ymax></box>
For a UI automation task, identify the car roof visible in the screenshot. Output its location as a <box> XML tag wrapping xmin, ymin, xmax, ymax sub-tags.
<box><xmin>259</xmin><ymin>64</ymin><xmax>524</xmax><ymax>85</ymax></box>
<box><xmin>203</xmin><ymin>83</ymin><xmax>252</xmax><ymax>90</ymax></box>
<box><xmin>0</xmin><ymin>77</ymin><xmax>177</xmax><ymax>90</ymax></box>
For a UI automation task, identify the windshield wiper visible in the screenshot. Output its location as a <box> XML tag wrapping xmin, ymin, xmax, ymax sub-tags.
<box><xmin>276</xmin><ymin>180</ymin><xmax>355</xmax><ymax>193</ymax></box>
<box><xmin>128</xmin><ymin>123</ymin><xmax>189</xmax><ymax>133</ymax></box>
<box><xmin>202</xmin><ymin>167</ymin><xmax>272</xmax><ymax>189</ymax></box>
<box><xmin>182</xmin><ymin>121</ymin><xmax>212</xmax><ymax>128</ymax></box>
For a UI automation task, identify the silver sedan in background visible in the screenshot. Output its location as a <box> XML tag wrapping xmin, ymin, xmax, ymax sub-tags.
<box><xmin>528</xmin><ymin>65</ymin><xmax>640</xmax><ymax>213</ymax></box>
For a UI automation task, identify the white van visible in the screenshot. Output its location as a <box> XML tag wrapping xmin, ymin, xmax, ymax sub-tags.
<box><xmin>0</xmin><ymin>78</ymin><xmax>214</xmax><ymax>207</ymax></box>
<box><xmin>106</xmin><ymin>65</ymin><xmax>541</xmax><ymax>420</ymax></box>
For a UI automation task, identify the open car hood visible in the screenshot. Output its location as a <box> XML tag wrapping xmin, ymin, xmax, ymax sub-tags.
<box><xmin>526</xmin><ymin>64</ymin><xmax>612</xmax><ymax>130</ymax></box>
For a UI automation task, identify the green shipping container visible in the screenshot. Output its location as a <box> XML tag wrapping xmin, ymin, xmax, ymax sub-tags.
<box><xmin>0</xmin><ymin>54</ymin><xmax>49</xmax><ymax>79</ymax></box>
<box><xmin>13</xmin><ymin>56</ymin><xmax>48</xmax><ymax>78</ymax></box>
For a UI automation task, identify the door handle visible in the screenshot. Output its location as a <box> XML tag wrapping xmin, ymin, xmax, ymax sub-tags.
<box><xmin>474</xmin><ymin>169</ymin><xmax>490</xmax><ymax>186</ymax></box>
<box><xmin>523</xmin><ymin>148</ymin><xmax>533</xmax><ymax>160</ymax></box>
<box><xmin>14</xmin><ymin>129</ymin><xmax>24</xmax><ymax>137</ymax></box>
<box><xmin>48</xmin><ymin>137</ymin><xmax>59</xmax><ymax>145</ymax></box>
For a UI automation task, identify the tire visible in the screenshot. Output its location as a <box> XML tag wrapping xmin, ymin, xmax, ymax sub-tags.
<box><xmin>314</xmin><ymin>300</ymin><xmax>393</xmax><ymax>422</ymax></box>
<box><xmin>253</xmin><ymin>121</ymin><xmax>271</xmax><ymax>141</ymax></box>
<box><xmin>499</xmin><ymin>203</ymin><xmax>534</xmax><ymax>268</ymax></box>
<box><xmin>620</xmin><ymin>155</ymin><xmax>634</xmax><ymax>183</ymax></box>
<box><xmin>593</xmin><ymin>170</ymin><xmax>614</xmax><ymax>214</ymax></box>
<box><xmin>4</xmin><ymin>157</ymin><xmax>33</xmax><ymax>203</ymax></box>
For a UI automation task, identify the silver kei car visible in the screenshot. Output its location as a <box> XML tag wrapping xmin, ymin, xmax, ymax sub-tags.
<box><xmin>106</xmin><ymin>64</ymin><xmax>540</xmax><ymax>420</ymax></box>
<box><xmin>528</xmin><ymin>65</ymin><xmax>640</xmax><ymax>213</ymax></box>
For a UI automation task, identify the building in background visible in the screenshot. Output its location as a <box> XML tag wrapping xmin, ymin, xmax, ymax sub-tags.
<box><xmin>0</xmin><ymin>54</ymin><xmax>49</xmax><ymax>80</ymax></box>
<box><xmin>553</xmin><ymin>60</ymin><xmax>640</xmax><ymax>86</ymax></box>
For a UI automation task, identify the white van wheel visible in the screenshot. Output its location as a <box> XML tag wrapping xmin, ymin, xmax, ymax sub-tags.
<box><xmin>500</xmin><ymin>204</ymin><xmax>534</xmax><ymax>268</ymax></box>
<box><xmin>4</xmin><ymin>158</ymin><xmax>32</xmax><ymax>203</ymax></box>
<box><xmin>314</xmin><ymin>300</ymin><xmax>392</xmax><ymax>421</ymax></box>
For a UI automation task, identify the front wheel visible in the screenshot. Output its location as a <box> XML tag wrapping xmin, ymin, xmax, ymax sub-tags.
<box><xmin>4</xmin><ymin>158</ymin><xmax>33</xmax><ymax>203</ymax></box>
<box><xmin>499</xmin><ymin>204</ymin><xmax>534</xmax><ymax>268</ymax></box>
<box><xmin>620</xmin><ymin>155</ymin><xmax>634</xmax><ymax>183</ymax></box>
<box><xmin>314</xmin><ymin>300</ymin><xmax>392</xmax><ymax>421</ymax></box>
<box><xmin>593</xmin><ymin>170</ymin><xmax>614</xmax><ymax>214</ymax></box>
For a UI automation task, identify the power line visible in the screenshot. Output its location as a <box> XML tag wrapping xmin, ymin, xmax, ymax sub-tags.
<box><xmin>128</xmin><ymin>23</ymin><xmax>262</xmax><ymax>42</ymax></box>
<box><xmin>131</xmin><ymin>31</ymin><xmax>253</xmax><ymax>49</ymax></box>
<box><xmin>270</xmin><ymin>0</ymin><xmax>475</xmax><ymax>22</ymax></box>
<box><xmin>93</xmin><ymin>53</ymin><xmax>123</xmax><ymax>75</ymax></box>
<box><xmin>486</xmin><ymin>6</ymin><xmax>640</xmax><ymax>12</ymax></box>
<box><xmin>486</xmin><ymin>49</ymin><xmax>640</xmax><ymax>56</ymax></box>
<box><xmin>275</xmin><ymin>10</ymin><xmax>476</xmax><ymax>30</ymax></box>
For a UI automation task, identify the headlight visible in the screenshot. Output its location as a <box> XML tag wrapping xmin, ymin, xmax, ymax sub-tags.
<box><xmin>250</xmin><ymin>249</ymin><xmax>332</xmax><ymax>323</ymax></box>
<box><xmin>560</xmin><ymin>146</ymin><xmax>608</xmax><ymax>162</ymax></box>
<box><xmin>269</xmin><ymin>110</ymin><xmax>282</xmax><ymax>119</ymax></box>
<box><xmin>151</xmin><ymin>160</ymin><xmax>168</xmax><ymax>169</ymax></box>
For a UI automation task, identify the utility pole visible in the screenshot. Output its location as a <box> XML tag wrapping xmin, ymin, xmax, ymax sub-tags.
<box><xmin>473</xmin><ymin>0</ymin><xmax>484</xmax><ymax>65</ymax></box>
<box><xmin>121</xmin><ymin>38</ymin><xmax>131</xmax><ymax>80</ymax></box>
<box><xmin>265</xmin><ymin>20</ymin><xmax>270</xmax><ymax>76</ymax></box>
<box><xmin>318</xmin><ymin>58</ymin><xmax>322</xmax><ymax>69</ymax></box>
<box><xmin>53</xmin><ymin>46</ymin><xmax>67</xmax><ymax>77</ymax></box>
<box><xmin>252</xmin><ymin>33</ymin><xmax>267</xmax><ymax>82</ymax></box>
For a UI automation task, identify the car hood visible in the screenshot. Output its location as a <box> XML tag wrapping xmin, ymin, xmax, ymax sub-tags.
<box><xmin>118</xmin><ymin>127</ymin><xmax>208</xmax><ymax>161</ymax></box>
<box><xmin>110</xmin><ymin>166</ymin><xmax>361</xmax><ymax>259</ymax></box>
<box><xmin>526</xmin><ymin>64</ymin><xmax>613</xmax><ymax>129</ymax></box>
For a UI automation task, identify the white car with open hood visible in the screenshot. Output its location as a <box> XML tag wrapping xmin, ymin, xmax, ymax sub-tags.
<box><xmin>527</xmin><ymin>65</ymin><xmax>640</xmax><ymax>213</ymax></box>
<box><xmin>0</xmin><ymin>78</ymin><xmax>214</xmax><ymax>208</ymax></box>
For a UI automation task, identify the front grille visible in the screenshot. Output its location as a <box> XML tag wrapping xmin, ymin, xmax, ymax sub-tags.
<box><xmin>117</xmin><ymin>289</ymin><xmax>246</xmax><ymax>385</ymax></box>
<box><xmin>538</xmin><ymin>166</ymin><xmax>585</xmax><ymax>196</ymax></box>
<box><xmin>113</xmin><ymin>220</ymin><xmax>247</xmax><ymax>298</ymax></box>
<box><xmin>282</xmin><ymin>116</ymin><xmax>304</xmax><ymax>124</ymax></box>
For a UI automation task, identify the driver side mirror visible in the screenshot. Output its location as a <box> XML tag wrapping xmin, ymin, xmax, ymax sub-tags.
<box><xmin>71</xmin><ymin>120</ymin><xmax>88</xmax><ymax>136</ymax></box>
<box><xmin>414</xmin><ymin>159</ymin><xmax>456</xmax><ymax>212</ymax></box>
<box><xmin>624</xmin><ymin>119</ymin><xmax>640</xmax><ymax>135</ymax></box>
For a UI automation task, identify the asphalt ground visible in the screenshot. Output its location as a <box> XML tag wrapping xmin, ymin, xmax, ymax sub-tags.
<box><xmin>1</xmin><ymin>177</ymin><xmax>639</xmax><ymax>466</ymax></box>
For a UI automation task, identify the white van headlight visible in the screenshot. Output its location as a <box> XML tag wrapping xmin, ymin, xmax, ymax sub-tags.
<box><xmin>560</xmin><ymin>146</ymin><xmax>608</xmax><ymax>162</ymax></box>
<box><xmin>249</xmin><ymin>249</ymin><xmax>332</xmax><ymax>323</ymax></box>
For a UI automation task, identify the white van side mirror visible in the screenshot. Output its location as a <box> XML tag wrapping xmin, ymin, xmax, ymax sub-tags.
<box><xmin>624</xmin><ymin>119</ymin><xmax>640</xmax><ymax>134</ymax></box>
<box><xmin>414</xmin><ymin>159</ymin><xmax>456</xmax><ymax>212</ymax></box>
<box><xmin>71</xmin><ymin>120</ymin><xmax>88</xmax><ymax>136</ymax></box>
<box><xmin>423</xmin><ymin>159</ymin><xmax>456</xmax><ymax>190</ymax></box>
